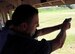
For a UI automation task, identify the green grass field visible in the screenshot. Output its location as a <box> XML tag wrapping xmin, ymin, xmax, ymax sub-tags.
<box><xmin>37</xmin><ymin>7</ymin><xmax>75</xmax><ymax>54</ymax></box>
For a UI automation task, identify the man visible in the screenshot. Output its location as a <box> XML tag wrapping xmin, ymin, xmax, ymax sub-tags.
<box><xmin>1</xmin><ymin>4</ymin><xmax>71</xmax><ymax>54</ymax></box>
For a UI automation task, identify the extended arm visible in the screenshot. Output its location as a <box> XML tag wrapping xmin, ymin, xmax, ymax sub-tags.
<box><xmin>36</xmin><ymin>24</ymin><xmax>62</xmax><ymax>36</ymax></box>
<box><xmin>48</xmin><ymin>18</ymin><xmax>71</xmax><ymax>52</ymax></box>
<box><xmin>35</xmin><ymin>18</ymin><xmax>71</xmax><ymax>38</ymax></box>
<box><xmin>50</xmin><ymin>28</ymin><xmax>66</xmax><ymax>52</ymax></box>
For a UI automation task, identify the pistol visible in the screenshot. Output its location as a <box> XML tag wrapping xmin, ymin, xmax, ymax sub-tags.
<box><xmin>64</xmin><ymin>18</ymin><xmax>72</xmax><ymax>23</ymax></box>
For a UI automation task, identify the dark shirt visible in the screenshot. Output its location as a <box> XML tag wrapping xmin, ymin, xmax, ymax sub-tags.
<box><xmin>1</xmin><ymin>31</ymin><xmax>52</xmax><ymax>54</ymax></box>
<box><xmin>0</xmin><ymin>27</ymin><xmax>14</xmax><ymax>53</ymax></box>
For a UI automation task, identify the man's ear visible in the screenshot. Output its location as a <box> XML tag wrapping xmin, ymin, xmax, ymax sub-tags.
<box><xmin>20</xmin><ymin>22</ymin><xmax>28</xmax><ymax>31</ymax></box>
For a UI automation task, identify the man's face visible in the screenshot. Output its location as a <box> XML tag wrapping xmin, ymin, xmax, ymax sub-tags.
<box><xmin>26</xmin><ymin>14</ymin><xmax>39</xmax><ymax>36</ymax></box>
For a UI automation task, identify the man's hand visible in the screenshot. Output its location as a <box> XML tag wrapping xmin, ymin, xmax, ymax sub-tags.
<box><xmin>61</xmin><ymin>18</ymin><xmax>71</xmax><ymax>30</ymax></box>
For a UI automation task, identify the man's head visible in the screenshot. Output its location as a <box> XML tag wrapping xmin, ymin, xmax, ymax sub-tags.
<box><xmin>11</xmin><ymin>4</ymin><xmax>39</xmax><ymax>36</ymax></box>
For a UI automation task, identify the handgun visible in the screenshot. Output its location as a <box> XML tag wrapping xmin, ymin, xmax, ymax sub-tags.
<box><xmin>64</xmin><ymin>18</ymin><xmax>72</xmax><ymax>23</ymax></box>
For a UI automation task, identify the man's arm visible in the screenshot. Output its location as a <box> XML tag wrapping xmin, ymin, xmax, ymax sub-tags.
<box><xmin>48</xmin><ymin>18</ymin><xmax>71</xmax><ymax>52</ymax></box>
<box><xmin>35</xmin><ymin>18</ymin><xmax>71</xmax><ymax>37</ymax></box>
<box><xmin>36</xmin><ymin>24</ymin><xmax>62</xmax><ymax>36</ymax></box>
<box><xmin>50</xmin><ymin>28</ymin><xmax>66</xmax><ymax>52</ymax></box>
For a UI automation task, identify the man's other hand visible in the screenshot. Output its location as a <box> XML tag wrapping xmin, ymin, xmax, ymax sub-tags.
<box><xmin>62</xmin><ymin>18</ymin><xmax>71</xmax><ymax>30</ymax></box>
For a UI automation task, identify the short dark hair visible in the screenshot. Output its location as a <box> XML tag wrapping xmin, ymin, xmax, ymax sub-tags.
<box><xmin>12</xmin><ymin>4</ymin><xmax>38</xmax><ymax>26</ymax></box>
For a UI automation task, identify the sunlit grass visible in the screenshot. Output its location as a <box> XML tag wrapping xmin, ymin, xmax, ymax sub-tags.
<box><xmin>37</xmin><ymin>7</ymin><xmax>75</xmax><ymax>54</ymax></box>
